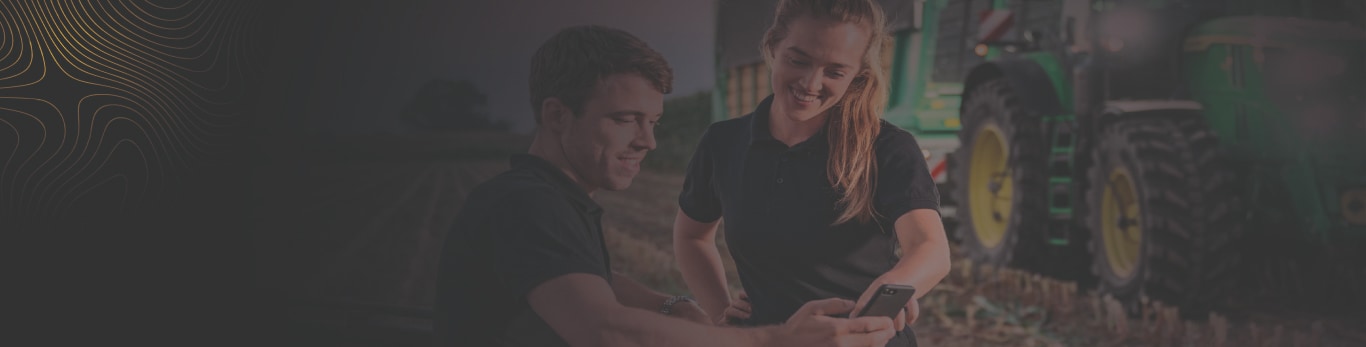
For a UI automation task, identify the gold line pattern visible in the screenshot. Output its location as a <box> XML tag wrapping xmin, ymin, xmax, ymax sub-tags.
<box><xmin>0</xmin><ymin>0</ymin><xmax>260</xmax><ymax>218</ymax></box>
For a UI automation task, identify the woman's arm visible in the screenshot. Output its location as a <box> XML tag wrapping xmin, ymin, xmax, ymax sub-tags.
<box><xmin>672</xmin><ymin>209</ymin><xmax>732</xmax><ymax>323</ymax></box>
<box><xmin>850</xmin><ymin>209</ymin><xmax>952</xmax><ymax>327</ymax></box>
<box><xmin>883</xmin><ymin>209</ymin><xmax>952</xmax><ymax>298</ymax></box>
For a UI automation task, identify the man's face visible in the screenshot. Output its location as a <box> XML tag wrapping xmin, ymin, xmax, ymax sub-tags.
<box><xmin>557</xmin><ymin>73</ymin><xmax>662</xmax><ymax>192</ymax></box>
<box><xmin>769</xmin><ymin>15</ymin><xmax>869</xmax><ymax>123</ymax></box>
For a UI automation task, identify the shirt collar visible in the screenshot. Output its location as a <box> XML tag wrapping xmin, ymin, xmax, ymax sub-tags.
<box><xmin>748</xmin><ymin>95</ymin><xmax>830</xmax><ymax>151</ymax></box>
<box><xmin>510</xmin><ymin>154</ymin><xmax>603</xmax><ymax>215</ymax></box>
<box><xmin>749</xmin><ymin>95</ymin><xmax>778</xmax><ymax>144</ymax></box>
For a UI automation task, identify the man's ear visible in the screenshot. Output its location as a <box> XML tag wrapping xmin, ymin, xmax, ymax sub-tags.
<box><xmin>540</xmin><ymin>97</ymin><xmax>570</xmax><ymax>134</ymax></box>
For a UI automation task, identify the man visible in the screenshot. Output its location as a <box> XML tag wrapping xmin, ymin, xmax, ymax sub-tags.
<box><xmin>434</xmin><ymin>25</ymin><xmax>897</xmax><ymax>347</ymax></box>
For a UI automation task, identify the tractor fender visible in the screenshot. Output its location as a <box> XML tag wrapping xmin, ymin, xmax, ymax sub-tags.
<box><xmin>1089</xmin><ymin>100</ymin><xmax>1204</xmax><ymax>135</ymax></box>
<box><xmin>1097</xmin><ymin>100</ymin><xmax>1203</xmax><ymax>123</ymax></box>
<box><xmin>962</xmin><ymin>58</ymin><xmax>1064</xmax><ymax>118</ymax></box>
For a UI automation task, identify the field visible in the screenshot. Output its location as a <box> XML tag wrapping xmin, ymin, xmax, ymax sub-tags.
<box><xmin>250</xmin><ymin>134</ymin><xmax>1366</xmax><ymax>345</ymax></box>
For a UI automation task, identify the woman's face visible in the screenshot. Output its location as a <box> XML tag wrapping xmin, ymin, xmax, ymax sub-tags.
<box><xmin>768</xmin><ymin>15</ymin><xmax>870</xmax><ymax>124</ymax></box>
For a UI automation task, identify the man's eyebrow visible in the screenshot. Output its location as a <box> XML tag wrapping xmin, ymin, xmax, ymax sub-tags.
<box><xmin>786</xmin><ymin>47</ymin><xmax>849</xmax><ymax>69</ymax></box>
<box><xmin>606</xmin><ymin>111</ymin><xmax>647</xmax><ymax>118</ymax></box>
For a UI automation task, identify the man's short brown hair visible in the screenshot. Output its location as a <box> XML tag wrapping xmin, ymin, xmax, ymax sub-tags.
<box><xmin>529</xmin><ymin>25</ymin><xmax>673</xmax><ymax>123</ymax></box>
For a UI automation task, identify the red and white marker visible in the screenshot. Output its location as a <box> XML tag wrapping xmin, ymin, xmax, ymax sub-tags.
<box><xmin>929</xmin><ymin>155</ymin><xmax>948</xmax><ymax>183</ymax></box>
<box><xmin>977</xmin><ymin>10</ymin><xmax>1014</xmax><ymax>42</ymax></box>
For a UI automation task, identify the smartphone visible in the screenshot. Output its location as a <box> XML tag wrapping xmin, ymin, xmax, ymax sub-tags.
<box><xmin>854</xmin><ymin>284</ymin><xmax>916</xmax><ymax>318</ymax></box>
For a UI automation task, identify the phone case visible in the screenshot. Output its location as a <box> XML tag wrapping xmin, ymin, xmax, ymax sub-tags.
<box><xmin>856</xmin><ymin>284</ymin><xmax>917</xmax><ymax>318</ymax></box>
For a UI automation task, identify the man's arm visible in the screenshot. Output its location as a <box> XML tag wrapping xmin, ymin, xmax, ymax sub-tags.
<box><xmin>529</xmin><ymin>273</ymin><xmax>897</xmax><ymax>347</ymax></box>
<box><xmin>610</xmin><ymin>271</ymin><xmax>669</xmax><ymax>310</ymax></box>
<box><xmin>610</xmin><ymin>271</ymin><xmax>709</xmax><ymax>323</ymax></box>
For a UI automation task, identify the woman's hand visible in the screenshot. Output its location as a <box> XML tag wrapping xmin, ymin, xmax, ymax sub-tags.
<box><xmin>718</xmin><ymin>290</ymin><xmax>753</xmax><ymax>325</ymax></box>
<box><xmin>849</xmin><ymin>279</ymin><xmax>919</xmax><ymax>331</ymax></box>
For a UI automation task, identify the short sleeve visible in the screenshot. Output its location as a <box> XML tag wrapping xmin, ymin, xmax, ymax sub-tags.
<box><xmin>490</xmin><ymin>191</ymin><xmax>608</xmax><ymax>298</ymax></box>
<box><xmin>875</xmin><ymin>130</ymin><xmax>941</xmax><ymax>220</ymax></box>
<box><xmin>678</xmin><ymin>127</ymin><xmax>723</xmax><ymax>223</ymax></box>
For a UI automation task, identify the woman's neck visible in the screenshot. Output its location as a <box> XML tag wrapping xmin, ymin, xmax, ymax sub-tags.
<box><xmin>769</xmin><ymin>108</ymin><xmax>828</xmax><ymax>147</ymax></box>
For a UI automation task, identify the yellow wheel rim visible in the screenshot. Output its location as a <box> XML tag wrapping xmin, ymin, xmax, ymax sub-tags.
<box><xmin>1102</xmin><ymin>167</ymin><xmax>1142</xmax><ymax>280</ymax></box>
<box><xmin>968</xmin><ymin>123</ymin><xmax>1012</xmax><ymax>248</ymax></box>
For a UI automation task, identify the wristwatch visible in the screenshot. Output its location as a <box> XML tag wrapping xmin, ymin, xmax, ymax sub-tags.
<box><xmin>660</xmin><ymin>295</ymin><xmax>696</xmax><ymax>315</ymax></box>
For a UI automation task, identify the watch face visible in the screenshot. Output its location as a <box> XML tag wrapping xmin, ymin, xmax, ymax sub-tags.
<box><xmin>662</xmin><ymin>296</ymin><xmax>695</xmax><ymax>314</ymax></box>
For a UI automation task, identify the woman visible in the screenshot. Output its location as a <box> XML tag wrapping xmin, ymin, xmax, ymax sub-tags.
<box><xmin>673</xmin><ymin>0</ymin><xmax>950</xmax><ymax>345</ymax></box>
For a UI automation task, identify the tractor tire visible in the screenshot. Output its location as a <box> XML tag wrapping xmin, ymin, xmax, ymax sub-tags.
<box><xmin>941</xmin><ymin>152</ymin><xmax>961</xmax><ymax>244</ymax></box>
<box><xmin>1086</xmin><ymin>117</ymin><xmax>1244</xmax><ymax>317</ymax></box>
<box><xmin>951</xmin><ymin>79</ymin><xmax>1051</xmax><ymax>271</ymax></box>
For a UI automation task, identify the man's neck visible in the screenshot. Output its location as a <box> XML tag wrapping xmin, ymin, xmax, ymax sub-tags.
<box><xmin>527</xmin><ymin>135</ymin><xmax>597</xmax><ymax>196</ymax></box>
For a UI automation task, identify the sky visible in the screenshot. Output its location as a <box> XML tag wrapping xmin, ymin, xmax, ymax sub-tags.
<box><xmin>255</xmin><ymin>0</ymin><xmax>716</xmax><ymax>134</ymax></box>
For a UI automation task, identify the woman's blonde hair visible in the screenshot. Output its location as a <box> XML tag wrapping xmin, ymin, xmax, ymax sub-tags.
<box><xmin>761</xmin><ymin>0</ymin><xmax>890</xmax><ymax>225</ymax></box>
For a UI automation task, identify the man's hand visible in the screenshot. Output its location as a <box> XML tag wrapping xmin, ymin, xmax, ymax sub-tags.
<box><xmin>850</xmin><ymin>279</ymin><xmax>920</xmax><ymax>331</ymax></box>
<box><xmin>668</xmin><ymin>299</ymin><xmax>712</xmax><ymax>325</ymax></box>
<box><xmin>718</xmin><ymin>290</ymin><xmax>752</xmax><ymax>326</ymax></box>
<box><xmin>767</xmin><ymin>298</ymin><xmax>896</xmax><ymax>347</ymax></box>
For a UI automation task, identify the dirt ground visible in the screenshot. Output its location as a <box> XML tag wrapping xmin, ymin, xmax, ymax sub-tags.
<box><xmin>593</xmin><ymin>166</ymin><xmax>1366</xmax><ymax>347</ymax></box>
<box><xmin>251</xmin><ymin>153</ymin><xmax>1366</xmax><ymax>346</ymax></box>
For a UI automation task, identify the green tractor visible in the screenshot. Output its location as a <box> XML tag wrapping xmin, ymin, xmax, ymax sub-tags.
<box><xmin>713</xmin><ymin>0</ymin><xmax>1365</xmax><ymax>316</ymax></box>
<box><xmin>948</xmin><ymin>0</ymin><xmax>1366</xmax><ymax>315</ymax></box>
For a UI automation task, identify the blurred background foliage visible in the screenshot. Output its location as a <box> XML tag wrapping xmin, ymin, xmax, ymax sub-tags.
<box><xmin>644</xmin><ymin>90</ymin><xmax>713</xmax><ymax>172</ymax></box>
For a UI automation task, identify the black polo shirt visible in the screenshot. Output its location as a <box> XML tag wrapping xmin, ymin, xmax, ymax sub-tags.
<box><xmin>679</xmin><ymin>96</ymin><xmax>940</xmax><ymax>328</ymax></box>
<box><xmin>435</xmin><ymin>154</ymin><xmax>612</xmax><ymax>347</ymax></box>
